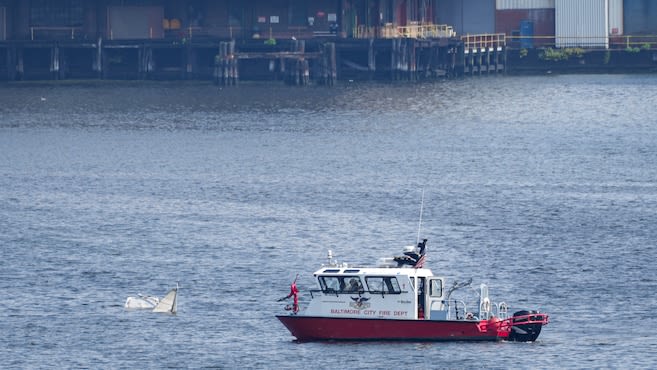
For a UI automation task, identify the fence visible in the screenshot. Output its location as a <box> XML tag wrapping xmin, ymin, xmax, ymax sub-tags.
<box><xmin>355</xmin><ymin>23</ymin><xmax>455</xmax><ymax>39</ymax></box>
<box><xmin>462</xmin><ymin>34</ymin><xmax>506</xmax><ymax>51</ymax></box>
<box><xmin>505</xmin><ymin>35</ymin><xmax>657</xmax><ymax>50</ymax></box>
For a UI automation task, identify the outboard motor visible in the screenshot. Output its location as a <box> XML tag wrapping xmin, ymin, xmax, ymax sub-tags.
<box><xmin>508</xmin><ymin>310</ymin><xmax>545</xmax><ymax>342</ymax></box>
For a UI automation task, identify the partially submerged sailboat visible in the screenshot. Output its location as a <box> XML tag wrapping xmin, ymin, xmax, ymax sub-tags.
<box><xmin>125</xmin><ymin>283</ymin><xmax>178</xmax><ymax>314</ymax></box>
<box><xmin>276</xmin><ymin>239</ymin><xmax>548</xmax><ymax>342</ymax></box>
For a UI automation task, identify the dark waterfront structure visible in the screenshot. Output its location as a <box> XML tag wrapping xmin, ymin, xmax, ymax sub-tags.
<box><xmin>0</xmin><ymin>1</ymin><xmax>656</xmax><ymax>83</ymax></box>
<box><xmin>0</xmin><ymin>0</ymin><xmax>501</xmax><ymax>83</ymax></box>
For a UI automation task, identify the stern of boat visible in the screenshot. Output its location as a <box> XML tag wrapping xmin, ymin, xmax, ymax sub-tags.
<box><xmin>500</xmin><ymin>310</ymin><xmax>549</xmax><ymax>342</ymax></box>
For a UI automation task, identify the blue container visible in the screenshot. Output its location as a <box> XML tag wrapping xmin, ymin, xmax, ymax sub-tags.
<box><xmin>520</xmin><ymin>20</ymin><xmax>534</xmax><ymax>49</ymax></box>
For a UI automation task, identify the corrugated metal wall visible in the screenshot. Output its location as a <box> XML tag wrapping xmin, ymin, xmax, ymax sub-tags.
<box><xmin>436</xmin><ymin>0</ymin><xmax>495</xmax><ymax>35</ymax></box>
<box><xmin>496</xmin><ymin>8</ymin><xmax>555</xmax><ymax>46</ymax></box>
<box><xmin>624</xmin><ymin>0</ymin><xmax>657</xmax><ymax>34</ymax></box>
<box><xmin>608</xmin><ymin>0</ymin><xmax>623</xmax><ymax>36</ymax></box>
<box><xmin>555</xmin><ymin>0</ymin><xmax>608</xmax><ymax>48</ymax></box>
<box><xmin>496</xmin><ymin>0</ymin><xmax>554</xmax><ymax>10</ymax></box>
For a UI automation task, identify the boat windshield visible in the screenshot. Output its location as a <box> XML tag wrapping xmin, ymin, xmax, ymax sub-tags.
<box><xmin>365</xmin><ymin>276</ymin><xmax>402</xmax><ymax>294</ymax></box>
<box><xmin>319</xmin><ymin>276</ymin><xmax>364</xmax><ymax>294</ymax></box>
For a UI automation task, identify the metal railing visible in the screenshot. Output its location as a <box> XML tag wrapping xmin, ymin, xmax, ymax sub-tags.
<box><xmin>354</xmin><ymin>23</ymin><xmax>456</xmax><ymax>39</ymax></box>
<box><xmin>396</xmin><ymin>24</ymin><xmax>455</xmax><ymax>39</ymax></box>
<box><xmin>30</xmin><ymin>26</ymin><xmax>81</xmax><ymax>40</ymax></box>
<box><xmin>462</xmin><ymin>33</ymin><xmax>506</xmax><ymax>51</ymax></box>
<box><xmin>504</xmin><ymin>35</ymin><xmax>657</xmax><ymax>50</ymax></box>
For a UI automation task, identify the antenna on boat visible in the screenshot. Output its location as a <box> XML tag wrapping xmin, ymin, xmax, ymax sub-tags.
<box><xmin>416</xmin><ymin>188</ymin><xmax>425</xmax><ymax>246</ymax></box>
<box><xmin>327</xmin><ymin>249</ymin><xmax>335</xmax><ymax>266</ymax></box>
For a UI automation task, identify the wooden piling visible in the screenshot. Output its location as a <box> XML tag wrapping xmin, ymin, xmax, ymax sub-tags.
<box><xmin>390</xmin><ymin>39</ymin><xmax>396</xmax><ymax>80</ymax></box>
<box><xmin>6</xmin><ymin>46</ymin><xmax>16</xmax><ymax>81</ymax></box>
<box><xmin>16</xmin><ymin>47</ymin><xmax>24</xmax><ymax>80</ymax></box>
<box><xmin>215</xmin><ymin>40</ymin><xmax>238</xmax><ymax>86</ymax></box>
<box><xmin>503</xmin><ymin>47</ymin><xmax>508</xmax><ymax>75</ymax></box>
<box><xmin>285</xmin><ymin>39</ymin><xmax>307</xmax><ymax>86</ymax></box>
<box><xmin>138</xmin><ymin>46</ymin><xmax>153</xmax><ymax>79</ymax></box>
<box><xmin>287</xmin><ymin>40</ymin><xmax>295</xmax><ymax>85</ymax></box>
<box><xmin>212</xmin><ymin>44</ymin><xmax>218</xmax><ymax>84</ymax></box>
<box><xmin>94</xmin><ymin>37</ymin><xmax>103</xmax><ymax>79</ymax></box>
<box><xmin>410</xmin><ymin>39</ymin><xmax>417</xmax><ymax>81</ymax></box>
<box><xmin>221</xmin><ymin>42</ymin><xmax>228</xmax><ymax>84</ymax></box>
<box><xmin>453</xmin><ymin>44</ymin><xmax>461</xmax><ymax>77</ymax></box>
<box><xmin>50</xmin><ymin>46</ymin><xmax>59</xmax><ymax>80</ymax></box>
<box><xmin>184</xmin><ymin>43</ymin><xmax>193</xmax><ymax>79</ymax></box>
<box><xmin>321</xmin><ymin>43</ymin><xmax>328</xmax><ymax>85</ymax></box>
<box><xmin>229</xmin><ymin>40</ymin><xmax>238</xmax><ymax>85</ymax></box>
<box><xmin>400</xmin><ymin>40</ymin><xmax>405</xmax><ymax>80</ymax></box>
<box><xmin>328</xmin><ymin>42</ymin><xmax>336</xmax><ymax>86</ymax></box>
<box><xmin>302</xmin><ymin>58</ymin><xmax>309</xmax><ymax>85</ymax></box>
<box><xmin>368</xmin><ymin>38</ymin><xmax>375</xmax><ymax>80</ymax></box>
<box><xmin>393</xmin><ymin>38</ymin><xmax>407</xmax><ymax>80</ymax></box>
<box><xmin>320</xmin><ymin>42</ymin><xmax>337</xmax><ymax>86</ymax></box>
<box><xmin>321</xmin><ymin>42</ymin><xmax>337</xmax><ymax>86</ymax></box>
<box><xmin>299</xmin><ymin>40</ymin><xmax>307</xmax><ymax>86</ymax></box>
<box><xmin>424</xmin><ymin>43</ymin><xmax>433</xmax><ymax>79</ymax></box>
<box><xmin>470</xmin><ymin>49</ymin><xmax>475</xmax><ymax>76</ymax></box>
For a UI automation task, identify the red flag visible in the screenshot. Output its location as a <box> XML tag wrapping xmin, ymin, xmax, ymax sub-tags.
<box><xmin>414</xmin><ymin>254</ymin><xmax>426</xmax><ymax>269</ymax></box>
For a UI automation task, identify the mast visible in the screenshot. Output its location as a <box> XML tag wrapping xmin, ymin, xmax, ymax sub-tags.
<box><xmin>416</xmin><ymin>188</ymin><xmax>425</xmax><ymax>245</ymax></box>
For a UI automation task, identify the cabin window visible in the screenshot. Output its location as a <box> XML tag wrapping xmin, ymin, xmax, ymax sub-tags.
<box><xmin>430</xmin><ymin>279</ymin><xmax>443</xmax><ymax>297</ymax></box>
<box><xmin>365</xmin><ymin>276</ymin><xmax>402</xmax><ymax>294</ymax></box>
<box><xmin>319</xmin><ymin>276</ymin><xmax>364</xmax><ymax>294</ymax></box>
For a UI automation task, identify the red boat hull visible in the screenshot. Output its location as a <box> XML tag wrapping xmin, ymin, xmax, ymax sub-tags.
<box><xmin>276</xmin><ymin>315</ymin><xmax>510</xmax><ymax>341</ymax></box>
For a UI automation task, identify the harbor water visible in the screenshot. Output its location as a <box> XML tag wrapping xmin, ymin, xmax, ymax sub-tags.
<box><xmin>1</xmin><ymin>75</ymin><xmax>657</xmax><ymax>368</ymax></box>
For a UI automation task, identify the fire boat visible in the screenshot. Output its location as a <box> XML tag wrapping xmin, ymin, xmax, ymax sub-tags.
<box><xmin>276</xmin><ymin>239</ymin><xmax>548</xmax><ymax>342</ymax></box>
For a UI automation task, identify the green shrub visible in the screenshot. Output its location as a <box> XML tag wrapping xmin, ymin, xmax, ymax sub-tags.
<box><xmin>538</xmin><ymin>47</ymin><xmax>586</xmax><ymax>61</ymax></box>
<box><xmin>539</xmin><ymin>48</ymin><xmax>565</xmax><ymax>61</ymax></box>
<box><xmin>564</xmin><ymin>48</ymin><xmax>585</xmax><ymax>58</ymax></box>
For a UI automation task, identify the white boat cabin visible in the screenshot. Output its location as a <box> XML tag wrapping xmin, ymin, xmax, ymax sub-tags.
<box><xmin>307</xmin><ymin>264</ymin><xmax>448</xmax><ymax>320</ymax></box>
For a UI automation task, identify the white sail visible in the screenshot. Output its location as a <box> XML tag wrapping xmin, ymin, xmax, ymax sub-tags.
<box><xmin>152</xmin><ymin>286</ymin><xmax>178</xmax><ymax>314</ymax></box>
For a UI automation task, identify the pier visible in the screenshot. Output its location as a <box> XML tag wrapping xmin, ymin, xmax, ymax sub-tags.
<box><xmin>4</xmin><ymin>34</ymin><xmax>657</xmax><ymax>84</ymax></box>
<box><xmin>0</xmin><ymin>33</ymin><xmax>480</xmax><ymax>85</ymax></box>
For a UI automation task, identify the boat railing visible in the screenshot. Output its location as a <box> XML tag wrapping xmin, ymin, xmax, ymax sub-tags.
<box><xmin>492</xmin><ymin>301</ymin><xmax>509</xmax><ymax>320</ymax></box>
<box><xmin>446</xmin><ymin>299</ymin><xmax>468</xmax><ymax>320</ymax></box>
<box><xmin>499</xmin><ymin>312</ymin><xmax>549</xmax><ymax>331</ymax></box>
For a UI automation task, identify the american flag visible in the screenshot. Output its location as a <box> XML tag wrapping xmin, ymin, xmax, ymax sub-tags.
<box><xmin>414</xmin><ymin>254</ymin><xmax>426</xmax><ymax>269</ymax></box>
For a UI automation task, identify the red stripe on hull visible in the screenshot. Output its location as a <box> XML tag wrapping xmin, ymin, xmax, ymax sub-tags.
<box><xmin>276</xmin><ymin>315</ymin><xmax>504</xmax><ymax>341</ymax></box>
